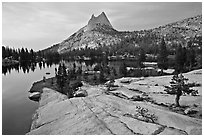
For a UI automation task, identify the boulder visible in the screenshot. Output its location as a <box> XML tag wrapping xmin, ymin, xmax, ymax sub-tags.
<box><xmin>130</xmin><ymin>95</ymin><xmax>144</xmax><ymax>101</ymax></box>
<box><xmin>74</xmin><ymin>89</ymin><xmax>88</xmax><ymax>97</ymax></box>
<box><xmin>29</xmin><ymin>92</ymin><xmax>41</xmax><ymax>101</ymax></box>
<box><xmin>120</xmin><ymin>78</ymin><xmax>132</xmax><ymax>84</ymax></box>
<box><xmin>184</xmin><ymin>107</ymin><xmax>198</xmax><ymax>115</ymax></box>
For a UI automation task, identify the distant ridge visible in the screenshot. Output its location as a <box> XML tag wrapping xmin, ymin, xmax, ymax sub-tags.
<box><xmin>42</xmin><ymin>13</ymin><xmax>201</xmax><ymax>54</ymax></box>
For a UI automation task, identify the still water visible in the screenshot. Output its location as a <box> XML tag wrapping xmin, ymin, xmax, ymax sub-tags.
<box><xmin>2</xmin><ymin>63</ymin><xmax>58</xmax><ymax>135</ymax></box>
<box><xmin>2</xmin><ymin>60</ymin><xmax>153</xmax><ymax>135</ymax></box>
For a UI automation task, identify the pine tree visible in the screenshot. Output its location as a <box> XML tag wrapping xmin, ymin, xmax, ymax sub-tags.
<box><xmin>72</xmin><ymin>62</ymin><xmax>76</xmax><ymax>79</ymax></box>
<box><xmin>62</xmin><ymin>63</ymin><xmax>67</xmax><ymax>78</ymax></box>
<box><xmin>30</xmin><ymin>49</ymin><xmax>36</xmax><ymax>62</ymax></box>
<box><xmin>2</xmin><ymin>46</ymin><xmax>6</xmax><ymax>58</ymax></box>
<box><xmin>186</xmin><ymin>41</ymin><xmax>196</xmax><ymax>70</ymax></box>
<box><xmin>56</xmin><ymin>63</ymin><xmax>68</xmax><ymax>94</ymax></box>
<box><xmin>175</xmin><ymin>44</ymin><xmax>186</xmax><ymax>73</ymax></box>
<box><xmin>119</xmin><ymin>62</ymin><xmax>127</xmax><ymax>77</ymax></box>
<box><xmin>138</xmin><ymin>48</ymin><xmax>146</xmax><ymax>68</ymax></box>
<box><xmin>182</xmin><ymin>47</ymin><xmax>187</xmax><ymax>67</ymax></box>
<box><xmin>157</xmin><ymin>38</ymin><xmax>168</xmax><ymax>75</ymax></box>
<box><xmin>99</xmin><ymin>69</ymin><xmax>106</xmax><ymax>83</ymax></box>
<box><xmin>164</xmin><ymin>73</ymin><xmax>198</xmax><ymax>107</ymax></box>
<box><xmin>93</xmin><ymin>74</ymin><xmax>98</xmax><ymax>84</ymax></box>
<box><xmin>20</xmin><ymin>48</ymin><xmax>26</xmax><ymax>62</ymax></box>
<box><xmin>76</xmin><ymin>66</ymin><xmax>82</xmax><ymax>80</ymax></box>
<box><xmin>77</xmin><ymin>66</ymin><xmax>82</xmax><ymax>75</ymax></box>
<box><xmin>56</xmin><ymin>64</ymin><xmax>63</xmax><ymax>91</ymax></box>
<box><xmin>112</xmin><ymin>67</ymin><xmax>117</xmax><ymax>77</ymax></box>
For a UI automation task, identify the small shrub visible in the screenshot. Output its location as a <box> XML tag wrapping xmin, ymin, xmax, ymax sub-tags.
<box><xmin>135</xmin><ymin>106</ymin><xmax>158</xmax><ymax>123</ymax></box>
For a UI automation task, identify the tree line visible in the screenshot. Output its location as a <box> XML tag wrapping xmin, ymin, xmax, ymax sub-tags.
<box><xmin>157</xmin><ymin>37</ymin><xmax>201</xmax><ymax>74</ymax></box>
<box><xmin>2</xmin><ymin>46</ymin><xmax>62</xmax><ymax>64</ymax></box>
<box><xmin>2</xmin><ymin>46</ymin><xmax>36</xmax><ymax>63</ymax></box>
<box><xmin>2</xmin><ymin>33</ymin><xmax>201</xmax><ymax>75</ymax></box>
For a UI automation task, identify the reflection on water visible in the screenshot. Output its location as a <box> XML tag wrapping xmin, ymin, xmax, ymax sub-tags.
<box><xmin>2</xmin><ymin>62</ymin><xmax>58</xmax><ymax>135</ymax></box>
<box><xmin>2</xmin><ymin>60</ymin><xmax>98</xmax><ymax>135</ymax></box>
<box><xmin>2</xmin><ymin>60</ymin><xmax>159</xmax><ymax>135</ymax></box>
<box><xmin>2</xmin><ymin>61</ymin><xmax>56</xmax><ymax>76</ymax></box>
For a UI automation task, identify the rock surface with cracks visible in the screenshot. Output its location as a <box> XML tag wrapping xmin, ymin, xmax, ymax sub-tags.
<box><xmin>27</xmin><ymin>70</ymin><xmax>202</xmax><ymax>135</ymax></box>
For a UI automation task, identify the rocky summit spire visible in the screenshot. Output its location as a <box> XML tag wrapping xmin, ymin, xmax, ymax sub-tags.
<box><xmin>91</xmin><ymin>14</ymin><xmax>95</xmax><ymax>19</ymax></box>
<box><xmin>87</xmin><ymin>12</ymin><xmax>113</xmax><ymax>31</ymax></box>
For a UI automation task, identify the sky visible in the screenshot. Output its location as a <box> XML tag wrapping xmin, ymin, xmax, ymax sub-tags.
<box><xmin>2</xmin><ymin>2</ymin><xmax>202</xmax><ymax>51</ymax></box>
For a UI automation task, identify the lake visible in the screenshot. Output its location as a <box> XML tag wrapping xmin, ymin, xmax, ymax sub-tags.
<box><xmin>2</xmin><ymin>63</ymin><xmax>58</xmax><ymax>135</ymax></box>
<box><xmin>2</xmin><ymin>60</ymin><xmax>158</xmax><ymax>135</ymax></box>
<box><xmin>2</xmin><ymin>60</ymin><xmax>100</xmax><ymax>135</ymax></box>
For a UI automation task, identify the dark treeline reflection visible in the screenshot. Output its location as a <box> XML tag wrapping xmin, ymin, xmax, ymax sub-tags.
<box><xmin>2</xmin><ymin>61</ymin><xmax>59</xmax><ymax>75</ymax></box>
<box><xmin>2</xmin><ymin>59</ymin><xmax>96</xmax><ymax>76</ymax></box>
<box><xmin>3</xmin><ymin>58</ymin><xmax>161</xmax><ymax>78</ymax></box>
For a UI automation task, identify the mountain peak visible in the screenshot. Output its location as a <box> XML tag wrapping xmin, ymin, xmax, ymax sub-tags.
<box><xmin>87</xmin><ymin>12</ymin><xmax>113</xmax><ymax>31</ymax></box>
<box><xmin>100</xmin><ymin>11</ymin><xmax>106</xmax><ymax>16</ymax></box>
<box><xmin>91</xmin><ymin>14</ymin><xmax>95</xmax><ymax>19</ymax></box>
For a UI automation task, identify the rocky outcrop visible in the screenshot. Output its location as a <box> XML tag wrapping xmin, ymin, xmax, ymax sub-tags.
<box><xmin>54</xmin><ymin>12</ymin><xmax>120</xmax><ymax>53</ymax></box>
<box><xmin>87</xmin><ymin>12</ymin><xmax>113</xmax><ymax>31</ymax></box>
<box><xmin>27</xmin><ymin>70</ymin><xmax>202</xmax><ymax>135</ymax></box>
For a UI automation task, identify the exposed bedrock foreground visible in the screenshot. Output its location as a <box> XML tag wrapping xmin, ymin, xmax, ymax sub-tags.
<box><xmin>27</xmin><ymin>69</ymin><xmax>202</xmax><ymax>135</ymax></box>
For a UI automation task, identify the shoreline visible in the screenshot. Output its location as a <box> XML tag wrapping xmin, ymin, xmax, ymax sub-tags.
<box><xmin>29</xmin><ymin>77</ymin><xmax>57</xmax><ymax>93</ymax></box>
<box><xmin>27</xmin><ymin>69</ymin><xmax>202</xmax><ymax>135</ymax></box>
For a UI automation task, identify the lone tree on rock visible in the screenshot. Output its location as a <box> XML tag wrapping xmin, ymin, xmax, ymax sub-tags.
<box><xmin>164</xmin><ymin>73</ymin><xmax>198</xmax><ymax>107</ymax></box>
